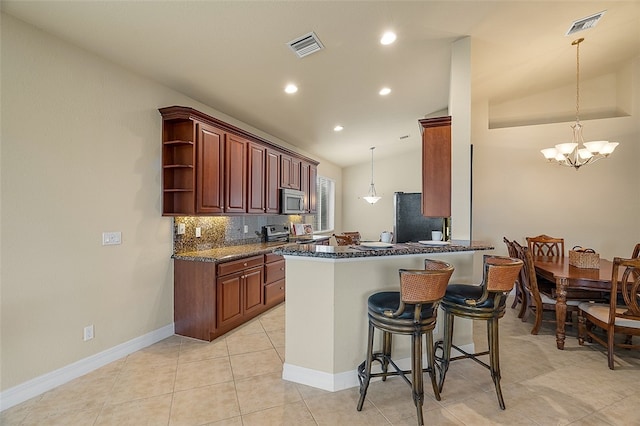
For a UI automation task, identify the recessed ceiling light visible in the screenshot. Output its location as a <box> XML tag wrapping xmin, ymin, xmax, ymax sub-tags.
<box><xmin>284</xmin><ymin>84</ymin><xmax>298</xmax><ymax>94</ymax></box>
<box><xmin>334</xmin><ymin>125</ymin><xmax>344</xmax><ymax>132</ymax></box>
<box><xmin>379</xmin><ymin>87</ymin><xmax>391</xmax><ymax>96</ymax></box>
<box><xmin>380</xmin><ymin>31</ymin><xmax>396</xmax><ymax>45</ymax></box>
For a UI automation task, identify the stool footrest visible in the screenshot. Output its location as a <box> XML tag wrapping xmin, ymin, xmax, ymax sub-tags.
<box><xmin>357</xmin><ymin>352</ymin><xmax>435</xmax><ymax>389</ymax></box>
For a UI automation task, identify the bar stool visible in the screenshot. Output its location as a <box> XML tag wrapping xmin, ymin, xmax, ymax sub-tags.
<box><xmin>356</xmin><ymin>259</ymin><xmax>454</xmax><ymax>425</ymax></box>
<box><xmin>434</xmin><ymin>255</ymin><xmax>523</xmax><ymax>410</ymax></box>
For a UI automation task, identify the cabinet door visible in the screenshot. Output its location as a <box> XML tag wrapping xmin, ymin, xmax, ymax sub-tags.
<box><xmin>308</xmin><ymin>163</ymin><xmax>317</xmax><ymax>214</ymax></box>
<box><xmin>225</xmin><ymin>134</ymin><xmax>248</xmax><ymax>213</ymax></box>
<box><xmin>265</xmin><ymin>148</ymin><xmax>280</xmax><ymax>214</ymax></box>
<box><xmin>247</xmin><ymin>142</ymin><xmax>266</xmax><ymax>213</ymax></box>
<box><xmin>217</xmin><ymin>272</ymin><xmax>243</xmax><ymax>328</ymax></box>
<box><xmin>196</xmin><ymin>123</ymin><xmax>225</xmax><ymax>214</ymax></box>
<box><xmin>420</xmin><ymin>117</ymin><xmax>451</xmax><ymax>217</ymax></box>
<box><xmin>300</xmin><ymin>161</ymin><xmax>310</xmax><ymax>212</ymax></box>
<box><xmin>243</xmin><ymin>267</ymin><xmax>264</xmax><ymax>315</ymax></box>
<box><xmin>280</xmin><ymin>154</ymin><xmax>301</xmax><ymax>190</ymax></box>
<box><xmin>290</xmin><ymin>157</ymin><xmax>301</xmax><ymax>190</ymax></box>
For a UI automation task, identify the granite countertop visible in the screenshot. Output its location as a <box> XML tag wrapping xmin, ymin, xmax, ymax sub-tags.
<box><xmin>173</xmin><ymin>242</ymin><xmax>290</xmax><ymax>263</ymax></box>
<box><xmin>172</xmin><ymin>234</ymin><xmax>332</xmax><ymax>263</ymax></box>
<box><xmin>274</xmin><ymin>240</ymin><xmax>494</xmax><ymax>259</ymax></box>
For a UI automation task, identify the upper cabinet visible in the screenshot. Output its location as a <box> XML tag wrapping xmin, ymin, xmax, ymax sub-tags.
<box><xmin>196</xmin><ymin>122</ymin><xmax>225</xmax><ymax>214</ymax></box>
<box><xmin>280</xmin><ymin>153</ymin><xmax>301</xmax><ymax>190</ymax></box>
<box><xmin>300</xmin><ymin>161</ymin><xmax>317</xmax><ymax>214</ymax></box>
<box><xmin>160</xmin><ymin>106</ymin><xmax>318</xmax><ymax>216</ymax></box>
<box><xmin>419</xmin><ymin>116</ymin><xmax>451</xmax><ymax>218</ymax></box>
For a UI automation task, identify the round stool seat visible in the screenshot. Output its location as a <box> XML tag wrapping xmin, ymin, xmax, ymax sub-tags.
<box><xmin>442</xmin><ymin>284</ymin><xmax>509</xmax><ymax>310</ymax></box>
<box><xmin>368</xmin><ymin>291</ymin><xmax>436</xmax><ymax>320</ymax></box>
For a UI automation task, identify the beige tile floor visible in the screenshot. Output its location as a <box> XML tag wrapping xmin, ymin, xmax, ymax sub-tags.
<box><xmin>2</xmin><ymin>299</ymin><xmax>640</xmax><ymax>425</ymax></box>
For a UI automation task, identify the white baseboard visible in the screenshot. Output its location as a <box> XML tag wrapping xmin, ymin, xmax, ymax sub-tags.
<box><xmin>282</xmin><ymin>342</ymin><xmax>475</xmax><ymax>392</ymax></box>
<box><xmin>0</xmin><ymin>323</ymin><xmax>175</xmax><ymax>412</ymax></box>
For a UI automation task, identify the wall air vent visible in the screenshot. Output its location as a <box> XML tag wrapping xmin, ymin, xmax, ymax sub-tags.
<box><xmin>287</xmin><ymin>32</ymin><xmax>324</xmax><ymax>58</ymax></box>
<box><xmin>566</xmin><ymin>10</ymin><xmax>606</xmax><ymax>36</ymax></box>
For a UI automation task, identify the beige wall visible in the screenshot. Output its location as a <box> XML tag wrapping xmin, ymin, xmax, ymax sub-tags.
<box><xmin>0</xmin><ymin>14</ymin><xmax>340</xmax><ymax>393</ymax></box>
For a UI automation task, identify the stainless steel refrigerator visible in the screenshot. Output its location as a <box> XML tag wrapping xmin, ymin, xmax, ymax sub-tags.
<box><xmin>393</xmin><ymin>192</ymin><xmax>448</xmax><ymax>243</ymax></box>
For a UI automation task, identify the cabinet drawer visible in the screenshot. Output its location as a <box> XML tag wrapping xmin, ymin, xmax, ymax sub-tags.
<box><xmin>265</xmin><ymin>279</ymin><xmax>285</xmax><ymax>305</ymax></box>
<box><xmin>265</xmin><ymin>253</ymin><xmax>284</xmax><ymax>263</ymax></box>
<box><xmin>217</xmin><ymin>255</ymin><xmax>264</xmax><ymax>276</ymax></box>
<box><xmin>265</xmin><ymin>260</ymin><xmax>285</xmax><ymax>284</ymax></box>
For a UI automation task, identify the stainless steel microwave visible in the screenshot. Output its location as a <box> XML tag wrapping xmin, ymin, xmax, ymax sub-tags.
<box><xmin>280</xmin><ymin>188</ymin><xmax>306</xmax><ymax>214</ymax></box>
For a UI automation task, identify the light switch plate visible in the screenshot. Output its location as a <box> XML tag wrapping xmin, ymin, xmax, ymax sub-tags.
<box><xmin>177</xmin><ymin>223</ymin><xmax>186</xmax><ymax>235</ymax></box>
<box><xmin>195</xmin><ymin>227</ymin><xmax>201</xmax><ymax>238</ymax></box>
<box><xmin>102</xmin><ymin>232</ymin><xmax>122</xmax><ymax>245</ymax></box>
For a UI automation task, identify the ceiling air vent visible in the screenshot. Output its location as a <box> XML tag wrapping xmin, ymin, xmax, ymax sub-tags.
<box><xmin>287</xmin><ymin>32</ymin><xmax>324</xmax><ymax>58</ymax></box>
<box><xmin>566</xmin><ymin>10</ymin><xmax>606</xmax><ymax>36</ymax></box>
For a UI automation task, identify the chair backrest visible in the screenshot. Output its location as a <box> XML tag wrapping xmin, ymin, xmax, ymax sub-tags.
<box><xmin>632</xmin><ymin>243</ymin><xmax>640</xmax><ymax>259</ymax></box>
<box><xmin>397</xmin><ymin>260</ymin><xmax>454</xmax><ymax>304</ymax></box>
<box><xmin>610</xmin><ymin>256</ymin><xmax>640</xmax><ymax>322</ymax></box>
<box><xmin>503</xmin><ymin>237</ymin><xmax>517</xmax><ymax>257</ymax></box>
<box><xmin>526</xmin><ymin>234</ymin><xmax>564</xmax><ymax>257</ymax></box>
<box><xmin>482</xmin><ymin>255</ymin><xmax>523</xmax><ymax>293</ymax></box>
<box><xmin>342</xmin><ymin>232</ymin><xmax>361</xmax><ymax>245</ymax></box>
<box><xmin>333</xmin><ymin>234</ymin><xmax>354</xmax><ymax>246</ymax></box>
<box><xmin>513</xmin><ymin>241</ymin><xmax>543</xmax><ymax>305</ymax></box>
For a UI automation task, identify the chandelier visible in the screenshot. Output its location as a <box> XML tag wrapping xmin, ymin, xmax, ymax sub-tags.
<box><xmin>540</xmin><ymin>38</ymin><xmax>618</xmax><ymax>170</ymax></box>
<box><xmin>363</xmin><ymin>147</ymin><xmax>381</xmax><ymax>204</ymax></box>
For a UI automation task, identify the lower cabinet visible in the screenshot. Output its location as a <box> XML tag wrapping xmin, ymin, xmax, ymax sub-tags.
<box><xmin>174</xmin><ymin>252</ymin><xmax>285</xmax><ymax>341</ymax></box>
<box><xmin>264</xmin><ymin>253</ymin><xmax>285</xmax><ymax>307</ymax></box>
<box><xmin>216</xmin><ymin>255</ymin><xmax>264</xmax><ymax>334</ymax></box>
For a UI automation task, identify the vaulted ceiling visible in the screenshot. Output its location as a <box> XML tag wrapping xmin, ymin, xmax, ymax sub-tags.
<box><xmin>3</xmin><ymin>1</ymin><xmax>639</xmax><ymax>167</ymax></box>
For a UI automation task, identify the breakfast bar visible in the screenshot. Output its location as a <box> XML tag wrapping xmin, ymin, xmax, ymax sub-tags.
<box><xmin>274</xmin><ymin>241</ymin><xmax>493</xmax><ymax>392</ymax></box>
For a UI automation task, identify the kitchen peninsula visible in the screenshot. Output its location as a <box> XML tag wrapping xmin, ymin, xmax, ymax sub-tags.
<box><xmin>274</xmin><ymin>241</ymin><xmax>494</xmax><ymax>392</ymax></box>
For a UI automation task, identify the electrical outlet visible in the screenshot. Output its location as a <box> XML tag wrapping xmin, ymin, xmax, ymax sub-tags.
<box><xmin>83</xmin><ymin>325</ymin><xmax>94</xmax><ymax>341</ymax></box>
<box><xmin>102</xmin><ymin>232</ymin><xmax>121</xmax><ymax>246</ymax></box>
<box><xmin>243</xmin><ymin>225</ymin><xmax>249</xmax><ymax>234</ymax></box>
<box><xmin>177</xmin><ymin>223</ymin><xmax>186</xmax><ymax>235</ymax></box>
<box><xmin>195</xmin><ymin>227</ymin><xmax>201</xmax><ymax>238</ymax></box>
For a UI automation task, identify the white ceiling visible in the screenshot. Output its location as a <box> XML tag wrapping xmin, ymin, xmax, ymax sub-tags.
<box><xmin>3</xmin><ymin>1</ymin><xmax>639</xmax><ymax>167</ymax></box>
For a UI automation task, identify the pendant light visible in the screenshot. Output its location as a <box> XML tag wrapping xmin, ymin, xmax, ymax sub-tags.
<box><xmin>540</xmin><ymin>38</ymin><xmax>618</xmax><ymax>169</ymax></box>
<box><xmin>363</xmin><ymin>147</ymin><xmax>381</xmax><ymax>204</ymax></box>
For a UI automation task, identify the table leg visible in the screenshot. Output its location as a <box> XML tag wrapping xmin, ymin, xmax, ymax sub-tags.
<box><xmin>555</xmin><ymin>277</ymin><xmax>567</xmax><ymax>349</ymax></box>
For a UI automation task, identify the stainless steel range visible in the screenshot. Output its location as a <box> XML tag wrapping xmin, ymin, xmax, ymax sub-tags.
<box><xmin>262</xmin><ymin>225</ymin><xmax>290</xmax><ymax>243</ymax></box>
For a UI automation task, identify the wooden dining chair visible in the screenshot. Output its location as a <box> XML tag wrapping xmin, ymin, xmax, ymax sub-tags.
<box><xmin>503</xmin><ymin>237</ymin><xmax>525</xmax><ymax>315</ymax></box>
<box><xmin>333</xmin><ymin>234</ymin><xmax>354</xmax><ymax>246</ymax></box>
<box><xmin>513</xmin><ymin>241</ymin><xmax>581</xmax><ymax>335</ymax></box>
<box><xmin>526</xmin><ymin>234</ymin><xmax>565</xmax><ymax>257</ymax></box>
<box><xmin>342</xmin><ymin>231</ymin><xmax>361</xmax><ymax>245</ymax></box>
<box><xmin>578</xmin><ymin>256</ymin><xmax>640</xmax><ymax>369</ymax></box>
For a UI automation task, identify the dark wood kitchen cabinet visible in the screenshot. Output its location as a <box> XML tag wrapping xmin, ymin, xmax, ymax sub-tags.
<box><xmin>265</xmin><ymin>148</ymin><xmax>280</xmax><ymax>214</ymax></box>
<box><xmin>224</xmin><ymin>134</ymin><xmax>248</xmax><ymax>213</ymax></box>
<box><xmin>160</xmin><ymin>106</ymin><xmax>318</xmax><ymax>216</ymax></box>
<box><xmin>280</xmin><ymin>154</ymin><xmax>301</xmax><ymax>190</ymax></box>
<box><xmin>300</xmin><ymin>161</ymin><xmax>317</xmax><ymax>214</ymax></box>
<box><xmin>216</xmin><ymin>255</ymin><xmax>264</xmax><ymax>333</ymax></box>
<box><xmin>419</xmin><ymin>116</ymin><xmax>451</xmax><ymax>217</ymax></box>
<box><xmin>173</xmin><ymin>259</ymin><xmax>216</xmax><ymax>341</ymax></box>
<box><xmin>264</xmin><ymin>253</ymin><xmax>285</xmax><ymax>307</ymax></box>
<box><xmin>174</xmin><ymin>252</ymin><xmax>286</xmax><ymax>341</ymax></box>
<box><xmin>247</xmin><ymin>142</ymin><xmax>266</xmax><ymax>213</ymax></box>
<box><xmin>248</xmin><ymin>143</ymin><xmax>280</xmax><ymax>214</ymax></box>
<box><xmin>161</xmin><ymin>119</ymin><xmax>197</xmax><ymax>215</ymax></box>
<box><xmin>196</xmin><ymin>122</ymin><xmax>225</xmax><ymax>214</ymax></box>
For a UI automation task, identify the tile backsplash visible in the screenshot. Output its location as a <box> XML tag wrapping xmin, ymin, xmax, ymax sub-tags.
<box><xmin>173</xmin><ymin>215</ymin><xmax>313</xmax><ymax>253</ymax></box>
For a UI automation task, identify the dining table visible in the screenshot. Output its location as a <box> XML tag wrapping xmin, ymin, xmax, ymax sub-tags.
<box><xmin>533</xmin><ymin>255</ymin><xmax>619</xmax><ymax>349</ymax></box>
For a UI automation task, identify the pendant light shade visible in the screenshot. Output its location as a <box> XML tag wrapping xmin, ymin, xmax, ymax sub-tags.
<box><xmin>363</xmin><ymin>147</ymin><xmax>381</xmax><ymax>204</ymax></box>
